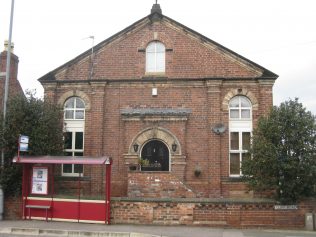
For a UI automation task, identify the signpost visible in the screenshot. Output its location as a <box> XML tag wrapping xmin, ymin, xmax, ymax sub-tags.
<box><xmin>18</xmin><ymin>135</ymin><xmax>29</xmax><ymax>161</ymax></box>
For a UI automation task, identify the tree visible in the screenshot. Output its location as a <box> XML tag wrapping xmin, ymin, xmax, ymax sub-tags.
<box><xmin>242</xmin><ymin>98</ymin><xmax>316</xmax><ymax>204</ymax></box>
<box><xmin>0</xmin><ymin>91</ymin><xmax>64</xmax><ymax>196</ymax></box>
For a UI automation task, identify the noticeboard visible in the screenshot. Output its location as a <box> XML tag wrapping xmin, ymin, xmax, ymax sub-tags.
<box><xmin>31</xmin><ymin>167</ymin><xmax>48</xmax><ymax>195</ymax></box>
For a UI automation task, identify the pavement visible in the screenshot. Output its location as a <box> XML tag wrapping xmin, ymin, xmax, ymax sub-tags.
<box><xmin>0</xmin><ymin>220</ymin><xmax>315</xmax><ymax>237</ymax></box>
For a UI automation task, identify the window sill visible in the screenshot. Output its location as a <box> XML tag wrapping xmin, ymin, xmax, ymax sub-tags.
<box><xmin>144</xmin><ymin>72</ymin><xmax>166</xmax><ymax>77</ymax></box>
<box><xmin>56</xmin><ymin>176</ymin><xmax>90</xmax><ymax>181</ymax></box>
<box><xmin>224</xmin><ymin>176</ymin><xmax>244</xmax><ymax>182</ymax></box>
<box><xmin>229</xmin><ymin>118</ymin><xmax>252</xmax><ymax>121</ymax></box>
<box><xmin>64</xmin><ymin>119</ymin><xmax>85</xmax><ymax>121</ymax></box>
<box><xmin>128</xmin><ymin>170</ymin><xmax>170</xmax><ymax>173</ymax></box>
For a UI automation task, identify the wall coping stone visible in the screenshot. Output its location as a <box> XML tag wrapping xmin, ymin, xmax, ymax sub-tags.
<box><xmin>112</xmin><ymin>197</ymin><xmax>275</xmax><ymax>204</ymax></box>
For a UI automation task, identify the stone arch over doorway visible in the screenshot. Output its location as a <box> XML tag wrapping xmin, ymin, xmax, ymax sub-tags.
<box><xmin>129</xmin><ymin>127</ymin><xmax>181</xmax><ymax>156</ymax></box>
<box><xmin>124</xmin><ymin>127</ymin><xmax>186</xmax><ymax>180</ymax></box>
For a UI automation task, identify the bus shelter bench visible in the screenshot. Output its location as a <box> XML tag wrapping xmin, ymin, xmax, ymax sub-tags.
<box><xmin>25</xmin><ymin>205</ymin><xmax>51</xmax><ymax>221</ymax></box>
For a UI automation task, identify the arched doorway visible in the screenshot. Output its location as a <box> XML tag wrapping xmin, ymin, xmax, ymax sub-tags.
<box><xmin>141</xmin><ymin>140</ymin><xmax>169</xmax><ymax>171</ymax></box>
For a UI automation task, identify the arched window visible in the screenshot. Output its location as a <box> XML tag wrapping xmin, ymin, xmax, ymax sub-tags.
<box><xmin>64</xmin><ymin>97</ymin><xmax>85</xmax><ymax>120</ymax></box>
<box><xmin>146</xmin><ymin>41</ymin><xmax>165</xmax><ymax>73</ymax></box>
<box><xmin>229</xmin><ymin>96</ymin><xmax>252</xmax><ymax>119</ymax></box>
<box><xmin>229</xmin><ymin>96</ymin><xmax>252</xmax><ymax>177</ymax></box>
<box><xmin>63</xmin><ymin>97</ymin><xmax>85</xmax><ymax>176</ymax></box>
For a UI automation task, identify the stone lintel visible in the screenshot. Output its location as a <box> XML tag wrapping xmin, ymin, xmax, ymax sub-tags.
<box><xmin>206</xmin><ymin>80</ymin><xmax>223</xmax><ymax>87</ymax></box>
<box><xmin>122</xmin><ymin>116</ymin><xmax>188</xmax><ymax>122</ymax></box>
<box><xmin>121</xmin><ymin>108</ymin><xmax>191</xmax><ymax>121</ymax></box>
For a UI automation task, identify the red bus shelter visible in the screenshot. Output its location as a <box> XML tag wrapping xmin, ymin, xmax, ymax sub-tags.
<box><xmin>13</xmin><ymin>155</ymin><xmax>112</xmax><ymax>224</ymax></box>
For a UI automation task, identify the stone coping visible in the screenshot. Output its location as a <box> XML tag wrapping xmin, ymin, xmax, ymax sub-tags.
<box><xmin>112</xmin><ymin>197</ymin><xmax>275</xmax><ymax>204</ymax></box>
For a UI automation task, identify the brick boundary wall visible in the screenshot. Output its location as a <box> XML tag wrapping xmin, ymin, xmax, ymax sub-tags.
<box><xmin>4</xmin><ymin>196</ymin><xmax>316</xmax><ymax>229</ymax></box>
<box><xmin>110</xmin><ymin>198</ymin><xmax>316</xmax><ymax>228</ymax></box>
<box><xmin>4</xmin><ymin>197</ymin><xmax>22</xmax><ymax>220</ymax></box>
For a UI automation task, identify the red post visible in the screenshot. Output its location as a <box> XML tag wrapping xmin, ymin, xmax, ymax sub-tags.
<box><xmin>104</xmin><ymin>164</ymin><xmax>107</xmax><ymax>224</ymax></box>
<box><xmin>21</xmin><ymin>164</ymin><xmax>30</xmax><ymax>219</ymax></box>
<box><xmin>105</xmin><ymin>159</ymin><xmax>112</xmax><ymax>224</ymax></box>
<box><xmin>21</xmin><ymin>164</ymin><xmax>26</xmax><ymax>219</ymax></box>
<box><xmin>50</xmin><ymin>165</ymin><xmax>54</xmax><ymax>220</ymax></box>
<box><xmin>17</xmin><ymin>136</ymin><xmax>20</xmax><ymax>162</ymax></box>
<box><xmin>78</xmin><ymin>171</ymin><xmax>81</xmax><ymax>222</ymax></box>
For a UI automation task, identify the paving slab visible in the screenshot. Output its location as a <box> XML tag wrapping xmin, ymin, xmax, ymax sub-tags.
<box><xmin>0</xmin><ymin>220</ymin><xmax>315</xmax><ymax>237</ymax></box>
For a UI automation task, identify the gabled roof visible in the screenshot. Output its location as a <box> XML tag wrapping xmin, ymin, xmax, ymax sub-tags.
<box><xmin>38</xmin><ymin>5</ymin><xmax>278</xmax><ymax>83</ymax></box>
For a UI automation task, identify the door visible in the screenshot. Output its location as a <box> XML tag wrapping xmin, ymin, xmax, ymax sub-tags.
<box><xmin>141</xmin><ymin>140</ymin><xmax>169</xmax><ymax>171</ymax></box>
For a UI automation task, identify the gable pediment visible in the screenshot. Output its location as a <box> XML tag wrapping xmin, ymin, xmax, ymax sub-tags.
<box><xmin>39</xmin><ymin>11</ymin><xmax>277</xmax><ymax>83</ymax></box>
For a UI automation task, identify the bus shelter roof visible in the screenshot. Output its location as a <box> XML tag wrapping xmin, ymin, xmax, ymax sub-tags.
<box><xmin>13</xmin><ymin>156</ymin><xmax>111</xmax><ymax>165</ymax></box>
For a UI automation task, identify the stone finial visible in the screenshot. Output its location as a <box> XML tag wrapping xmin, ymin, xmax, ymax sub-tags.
<box><xmin>151</xmin><ymin>3</ymin><xmax>162</xmax><ymax>14</ymax></box>
<box><xmin>4</xmin><ymin>40</ymin><xmax>14</xmax><ymax>53</ymax></box>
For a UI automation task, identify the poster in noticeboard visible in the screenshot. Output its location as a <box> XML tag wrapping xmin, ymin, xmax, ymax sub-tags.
<box><xmin>31</xmin><ymin>167</ymin><xmax>48</xmax><ymax>195</ymax></box>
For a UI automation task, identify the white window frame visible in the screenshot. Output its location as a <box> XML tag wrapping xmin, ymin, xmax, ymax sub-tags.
<box><xmin>229</xmin><ymin>129</ymin><xmax>252</xmax><ymax>177</ymax></box>
<box><xmin>229</xmin><ymin>96</ymin><xmax>252</xmax><ymax>177</ymax></box>
<box><xmin>64</xmin><ymin>97</ymin><xmax>85</xmax><ymax>121</ymax></box>
<box><xmin>63</xmin><ymin>97</ymin><xmax>85</xmax><ymax>177</ymax></box>
<box><xmin>146</xmin><ymin>41</ymin><xmax>165</xmax><ymax>73</ymax></box>
<box><xmin>62</xmin><ymin>126</ymin><xmax>84</xmax><ymax>177</ymax></box>
<box><xmin>229</xmin><ymin>96</ymin><xmax>252</xmax><ymax>120</ymax></box>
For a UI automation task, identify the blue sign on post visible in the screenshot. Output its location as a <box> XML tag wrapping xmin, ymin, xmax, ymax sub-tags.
<box><xmin>19</xmin><ymin>135</ymin><xmax>29</xmax><ymax>152</ymax></box>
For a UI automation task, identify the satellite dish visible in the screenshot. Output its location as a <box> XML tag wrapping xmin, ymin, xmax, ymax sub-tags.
<box><xmin>212</xmin><ymin>123</ymin><xmax>226</xmax><ymax>135</ymax></box>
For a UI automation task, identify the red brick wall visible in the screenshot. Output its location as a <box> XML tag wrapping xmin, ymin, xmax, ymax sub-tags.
<box><xmin>4</xmin><ymin>197</ymin><xmax>22</xmax><ymax>220</ymax></box>
<box><xmin>41</xmin><ymin>16</ymin><xmax>276</xmax><ymax>199</ymax></box>
<box><xmin>128</xmin><ymin>172</ymin><xmax>196</xmax><ymax>198</ymax></box>
<box><xmin>53</xmin><ymin>21</ymin><xmax>262</xmax><ymax>81</ymax></box>
<box><xmin>110</xmin><ymin>199</ymin><xmax>316</xmax><ymax>228</ymax></box>
<box><xmin>45</xmin><ymin>80</ymin><xmax>273</xmax><ymax>198</ymax></box>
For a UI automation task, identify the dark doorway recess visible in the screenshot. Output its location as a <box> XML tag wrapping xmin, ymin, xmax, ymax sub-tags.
<box><xmin>141</xmin><ymin>140</ymin><xmax>169</xmax><ymax>171</ymax></box>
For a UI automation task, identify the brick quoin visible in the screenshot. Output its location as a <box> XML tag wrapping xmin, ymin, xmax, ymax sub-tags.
<box><xmin>39</xmin><ymin>6</ymin><xmax>278</xmax><ymax>200</ymax></box>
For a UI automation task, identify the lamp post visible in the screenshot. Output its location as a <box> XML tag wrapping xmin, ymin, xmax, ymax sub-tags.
<box><xmin>0</xmin><ymin>0</ymin><xmax>15</xmax><ymax>221</ymax></box>
<box><xmin>1</xmin><ymin>0</ymin><xmax>15</xmax><ymax>167</ymax></box>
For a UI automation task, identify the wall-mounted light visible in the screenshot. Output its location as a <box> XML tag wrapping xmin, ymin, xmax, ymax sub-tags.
<box><xmin>133</xmin><ymin>143</ymin><xmax>139</xmax><ymax>152</ymax></box>
<box><xmin>172</xmin><ymin>142</ymin><xmax>177</xmax><ymax>152</ymax></box>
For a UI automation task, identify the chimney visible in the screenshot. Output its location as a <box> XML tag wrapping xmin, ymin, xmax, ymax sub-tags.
<box><xmin>4</xmin><ymin>40</ymin><xmax>14</xmax><ymax>53</ymax></box>
<box><xmin>0</xmin><ymin>41</ymin><xmax>23</xmax><ymax>109</ymax></box>
<box><xmin>0</xmin><ymin>40</ymin><xmax>19</xmax><ymax>80</ymax></box>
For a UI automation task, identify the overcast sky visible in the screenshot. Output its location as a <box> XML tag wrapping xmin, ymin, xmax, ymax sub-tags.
<box><xmin>1</xmin><ymin>0</ymin><xmax>316</xmax><ymax>113</ymax></box>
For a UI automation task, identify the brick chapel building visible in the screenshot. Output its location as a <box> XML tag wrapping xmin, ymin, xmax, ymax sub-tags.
<box><xmin>39</xmin><ymin>4</ymin><xmax>278</xmax><ymax>199</ymax></box>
